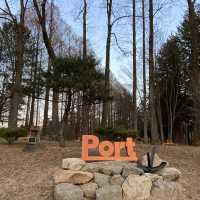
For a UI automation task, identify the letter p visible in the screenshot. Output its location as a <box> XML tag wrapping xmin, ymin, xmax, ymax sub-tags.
<box><xmin>81</xmin><ymin>135</ymin><xmax>99</xmax><ymax>161</ymax></box>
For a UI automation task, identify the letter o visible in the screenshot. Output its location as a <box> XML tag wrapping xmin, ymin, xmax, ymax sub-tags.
<box><xmin>99</xmin><ymin>141</ymin><xmax>114</xmax><ymax>157</ymax></box>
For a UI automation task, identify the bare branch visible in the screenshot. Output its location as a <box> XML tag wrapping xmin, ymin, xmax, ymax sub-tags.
<box><xmin>33</xmin><ymin>0</ymin><xmax>56</xmax><ymax>60</ymax></box>
<box><xmin>111</xmin><ymin>32</ymin><xmax>129</xmax><ymax>56</ymax></box>
<box><xmin>0</xmin><ymin>16</ymin><xmax>13</xmax><ymax>22</ymax></box>
<box><xmin>32</xmin><ymin>0</ymin><xmax>42</xmax><ymax>21</ymax></box>
<box><xmin>153</xmin><ymin>5</ymin><xmax>164</xmax><ymax>17</ymax></box>
<box><xmin>111</xmin><ymin>15</ymin><xmax>142</xmax><ymax>26</ymax></box>
<box><xmin>41</xmin><ymin>0</ymin><xmax>48</xmax><ymax>25</ymax></box>
<box><xmin>153</xmin><ymin>0</ymin><xmax>175</xmax><ymax>17</ymax></box>
<box><xmin>0</xmin><ymin>8</ymin><xmax>11</xmax><ymax>16</ymax></box>
<box><xmin>24</xmin><ymin>0</ymin><xmax>29</xmax><ymax>10</ymax></box>
<box><xmin>4</xmin><ymin>0</ymin><xmax>16</xmax><ymax>22</ymax></box>
<box><xmin>74</xmin><ymin>6</ymin><xmax>84</xmax><ymax>22</ymax></box>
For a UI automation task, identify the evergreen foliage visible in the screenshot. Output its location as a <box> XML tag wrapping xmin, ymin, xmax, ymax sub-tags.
<box><xmin>155</xmin><ymin>9</ymin><xmax>200</xmax><ymax>143</ymax></box>
<box><xmin>0</xmin><ymin>127</ymin><xmax>27</xmax><ymax>144</ymax></box>
<box><xmin>50</xmin><ymin>54</ymin><xmax>106</xmax><ymax>104</ymax></box>
<box><xmin>95</xmin><ymin>127</ymin><xmax>138</xmax><ymax>140</ymax></box>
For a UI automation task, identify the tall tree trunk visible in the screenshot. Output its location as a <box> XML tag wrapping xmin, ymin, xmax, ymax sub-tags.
<box><xmin>29</xmin><ymin>96</ymin><xmax>35</xmax><ymax>127</ymax></box>
<box><xmin>52</xmin><ymin>88</ymin><xmax>59</xmax><ymax>128</ymax></box>
<box><xmin>82</xmin><ymin>104</ymin><xmax>89</xmax><ymax>133</ymax></box>
<box><xmin>29</xmin><ymin>32</ymin><xmax>39</xmax><ymax>127</ymax></box>
<box><xmin>48</xmin><ymin>0</ymin><xmax>59</xmax><ymax>133</ymax></box>
<box><xmin>35</xmin><ymin>58</ymin><xmax>41</xmax><ymax>126</ymax></box>
<box><xmin>33</xmin><ymin>0</ymin><xmax>67</xmax><ymax>146</ymax></box>
<box><xmin>42</xmin><ymin>60</ymin><xmax>50</xmax><ymax>132</ymax></box>
<box><xmin>157</xmin><ymin>93</ymin><xmax>164</xmax><ymax>143</ymax></box>
<box><xmin>43</xmin><ymin>0</ymin><xmax>54</xmax><ymax>133</ymax></box>
<box><xmin>132</xmin><ymin>0</ymin><xmax>137</xmax><ymax>131</ymax></box>
<box><xmin>75</xmin><ymin>92</ymin><xmax>81</xmax><ymax>139</ymax></box>
<box><xmin>59</xmin><ymin>89</ymin><xmax>72</xmax><ymax>147</ymax></box>
<box><xmin>29</xmin><ymin>61</ymin><xmax>37</xmax><ymax>127</ymax></box>
<box><xmin>142</xmin><ymin>0</ymin><xmax>148</xmax><ymax>143</ymax></box>
<box><xmin>33</xmin><ymin>0</ymin><xmax>56</xmax><ymax>60</ymax></box>
<box><xmin>60</xmin><ymin>91</ymin><xmax>64</xmax><ymax>120</ymax></box>
<box><xmin>81</xmin><ymin>0</ymin><xmax>89</xmax><ymax>134</ymax></box>
<box><xmin>8</xmin><ymin>32</ymin><xmax>22</xmax><ymax>127</ymax></box>
<box><xmin>8</xmin><ymin>1</ymin><xmax>26</xmax><ymax>127</ymax></box>
<box><xmin>102</xmin><ymin>0</ymin><xmax>112</xmax><ymax>127</ymax></box>
<box><xmin>149</xmin><ymin>0</ymin><xmax>159</xmax><ymax>143</ymax></box>
<box><xmin>168</xmin><ymin>105</ymin><xmax>173</xmax><ymax>142</ymax></box>
<box><xmin>25</xmin><ymin>96</ymin><xmax>31</xmax><ymax>127</ymax></box>
<box><xmin>92</xmin><ymin>104</ymin><xmax>96</xmax><ymax>131</ymax></box>
<box><xmin>36</xmin><ymin>98</ymin><xmax>40</xmax><ymax>126</ymax></box>
<box><xmin>83</xmin><ymin>0</ymin><xmax>87</xmax><ymax>59</ymax></box>
<box><xmin>187</xmin><ymin>0</ymin><xmax>200</xmax><ymax>145</ymax></box>
<box><xmin>109</xmin><ymin>101</ymin><xmax>113</xmax><ymax>127</ymax></box>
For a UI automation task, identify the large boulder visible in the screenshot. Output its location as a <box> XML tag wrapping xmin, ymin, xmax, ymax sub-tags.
<box><xmin>53</xmin><ymin>169</ymin><xmax>93</xmax><ymax>185</ymax></box>
<box><xmin>122</xmin><ymin>174</ymin><xmax>152</xmax><ymax>200</ymax></box>
<box><xmin>144</xmin><ymin>173</ymin><xmax>162</xmax><ymax>183</ymax></box>
<box><xmin>110</xmin><ymin>175</ymin><xmax>124</xmax><ymax>186</ymax></box>
<box><xmin>98</xmin><ymin>163</ymin><xmax>123</xmax><ymax>175</ymax></box>
<box><xmin>62</xmin><ymin>158</ymin><xmax>86</xmax><ymax>170</ymax></box>
<box><xmin>156</xmin><ymin>167</ymin><xmax>181</xmax><ymax>181</ymax></box>
<box><xmin>82</xmin><ymin>162</ymin><xmax>100</xmax><ymax>173</ymax></box>
<box><xmin>122</xmin><ymin>164</ymin><xmax>144</xmax><ymax>178</ymax></box>
<box><xmin>94</xmin><ymin>172</ymin><xmax>110</xmax><ymax>187</ymax></box>
<box><xmin>96</xmin><ymin>185</ymin><xmax>122</xmax><ymax>200</ymax></box>
<box><xmin>83</xmin><ymin>161</ymin><xmax>125</xmax><ymax>175</ymax></box>
<box><xmin>81</xmin><ymin>182</ymin><xmax>98</xmax><ymax>199</ymax></box>
<box><xmin>150</xmin><ymin>179</ymin><xmax>183</xmax><ymax>200</ymax></box>
<box><xmin>54</xmin><ymin>183</ymin><xmax>83</xmax><ymax>200</ymax></box>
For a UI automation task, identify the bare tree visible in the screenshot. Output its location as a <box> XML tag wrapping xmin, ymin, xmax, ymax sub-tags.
<box><xmin>149</xmin><ymin>0</ymin><xmax>159</xmax><ymax>143</ymax></box>
<box><xmin>83</xmin><ymin>0</ymin><xmax>87</xmax><ymax>59</ymax></box>
<box><xmin>0</xmin><ymin>0</ymin><xmax>28</xmax><ymax>127</ymax></box>
<box><xmin>29</xmin><ymin>31</ymin><xmax>40</xmax><ymax>127</ymax></box>
<box><xmin>33</xmin><ymin>0</ymin><xmax>65</xmax><ymax>145</ymax></box>
<box><xmin>32</xmin><ymin>0</ymin><xmax>56</xmax><ymax>59</ymax></box>
<box><xmin>132</xmin><ymin>0</ymin><xmax>137</xmax><ymax>131</ymax></box>
<box><xmin>101</xmin><ymin>0</ymin><xmax>139</xmax><ymax>128</ymax></box>
<box><xmin>142</xmin><ymin>0</ymin><xmax>148</xmax><ymax>143</ymax></box>
<box><xmin>42</xmin><ymin>0</ymin><xmax>54</xmax><ymax>132</ymax></box>
<box><xmin>81</xmin><ymin>0</ymin><xmax>90</xmax><ymax>134</ymax></box>
<box><xmin>102</xmin><ymin>0</ymin><xmax>112</xmax><ymax>127</ymax></box>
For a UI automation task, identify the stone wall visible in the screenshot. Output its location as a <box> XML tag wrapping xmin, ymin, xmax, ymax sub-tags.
<box><xmin>53</xmin><ymin>158</ymin><xmax>182</xmax><ymax>200</ymax></box>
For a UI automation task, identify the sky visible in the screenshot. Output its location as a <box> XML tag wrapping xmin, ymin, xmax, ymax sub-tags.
<box><xmin>0</xmin><ymin>0</ymin><xmax>195</xmax><ymax>91</ymax></box>
<box><xmin>54</xmin><ymin>0</ymin><xmax>188</xmax><ymax>91</ymax></box>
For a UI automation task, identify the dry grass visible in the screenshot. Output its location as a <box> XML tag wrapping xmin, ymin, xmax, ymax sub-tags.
<box><xmin>0</xmin><ymin>141</ymin><xmax>200</xmax><ymax>200</ymax></box>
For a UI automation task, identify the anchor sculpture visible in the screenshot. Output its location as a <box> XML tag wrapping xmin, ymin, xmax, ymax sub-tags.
<box><xmin>138</xmin><ymin>146</ymin><xmax>167</xmax><ymax>173</ymax></box>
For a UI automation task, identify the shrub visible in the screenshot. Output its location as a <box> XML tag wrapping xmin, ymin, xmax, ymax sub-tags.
<box><xmin>94</xmin><ymin>127</ymin><xmax>137</xmax><ymax>141</ymax></box>
<box><xmin>95</xmin><ymin>127</ymin><xmax>114</xmax><ymax>137</ymax></box>
<box><xmin>114</xmin><ymin>127</ymin><xmax>137</xmax><ymax>138</ymax></box>
<box><xmin>0</xmin><ymin>127</ymin><xmax>27</xmax><ymax>144</ymax></box>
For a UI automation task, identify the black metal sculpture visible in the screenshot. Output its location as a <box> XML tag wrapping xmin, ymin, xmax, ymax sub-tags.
<box><xmin>138</xmin><ymin>146</ymin><xmax>167</xmax><ymax>173</ymax></box>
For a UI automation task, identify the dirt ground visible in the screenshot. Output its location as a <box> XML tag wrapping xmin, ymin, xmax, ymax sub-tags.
<box><xmin>0</xmin><ymin>140</ymin><xmax>200</xmax><ymax>200</ymax></box>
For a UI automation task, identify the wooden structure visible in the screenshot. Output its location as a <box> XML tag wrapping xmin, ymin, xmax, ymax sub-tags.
<box><xmin>28</xmin><ymin>126</ymin><xmax>41</xmax><ymax>144</ymax></box>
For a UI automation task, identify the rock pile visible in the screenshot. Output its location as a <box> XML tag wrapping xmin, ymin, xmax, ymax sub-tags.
<box><xmin>53</xmin><ymin>158</ymin><xmax>182</xmax><ymax>200</ymax></box>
